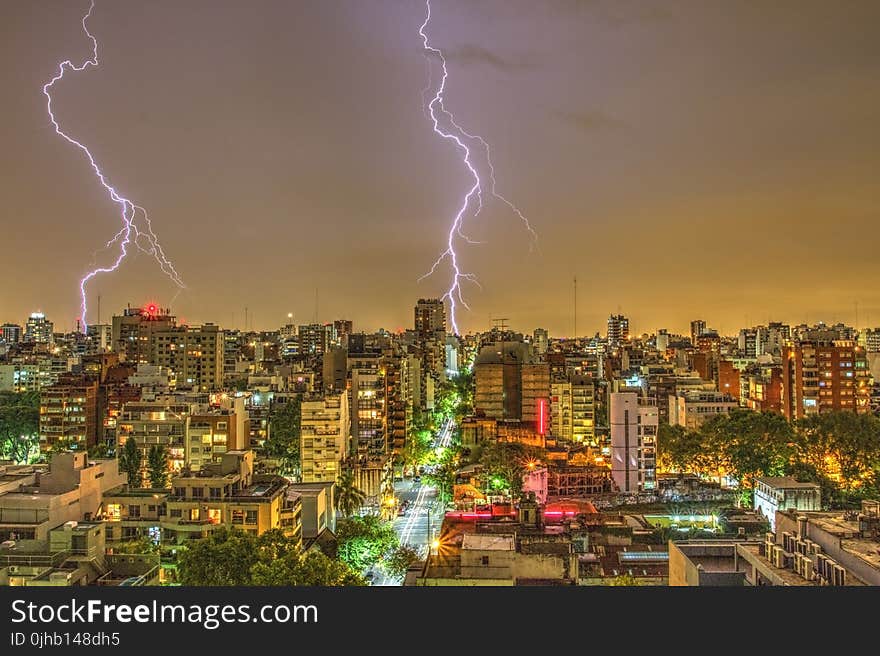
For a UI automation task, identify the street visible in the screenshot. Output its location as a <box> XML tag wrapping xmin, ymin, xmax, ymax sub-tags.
<box><xmin>373</xmin><ymin>418</ymin><xmax>453</xmax><ymax>586</ymax></box>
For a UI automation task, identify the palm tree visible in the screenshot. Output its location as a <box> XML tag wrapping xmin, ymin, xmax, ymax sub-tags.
<box><xmin>336</xmin><ymin>468</ymin><xmax>366</xmax><ymax>519</ymax></box>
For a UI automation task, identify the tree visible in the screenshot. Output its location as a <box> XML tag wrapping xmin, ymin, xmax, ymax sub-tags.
<box><xmin>266</xmin><ymin>397</ymin><xmax>302</xmax><ymax>476</ymax></box>
<box><xmin>179</xmin><ymin>527</ymin><xmax>260</xmax><ymax>586</ymax></box>
<box><xmin>88</xmin><ymin>441</ymin><xmax>112</xmax><ymax>459</ymax></box>
<box><xmin>251</xmin><ymin>550</ymin><xmax>365</xmax><ymax>586</ymax></box>
<box><xmin>110</xmin><ymin>535</ymin><xmax>158</xmax><ymax>555</ymax></box>
<box><xmin>0</xmin><ymin>391</ymin><xmax>39</xmax><ymax>464</ymax></box>
<box><xmin>147</xmin><ymin>444</ymin><xmax>169</xmax><ymax>488</ymax></box>
<box><xmin>401</xmin><ymin>425</ymin><xmax>432</xmax><ymax>476</ymax></box>
<box><xmin>423</xmin><ymin>443</ymin><xmax>461</xmax><ymax>503</ymax></box>
<box><xmin>336</xmin><ymin>514</ymin><xmax>398</xmax><ymax>571</ymax></box>
<box><xmin>335</xmin><ymin>468</ymin><xmax>367</xmax><ymax>519</ymax></box>
<box><xmin>178</xmin><ymin>527</ymin><xmax>364</xmax><ymax>586</ymax></box>
<box><xmin>383</xmin><ymin>545</ymin><xmax>421</xmax><ymax>579</ymax></box>
<box><xmin>657</xmin><ymin>423</ymin><xmax>702</xmax><ymax>473</ymax></box>
<box><xmin>699</xmin><ymin>410</ymin><xmax>794</xmax><ymax>504</ymax></box>
<box><xmin>478</xmin><ymin>440</ymin><xmax>545</xmax><ymax>499</ymax></box>
<box><xmin>118</xmin><ymin>437</ymin><xmax>142</xmax><ymax>488</ymax></box>
<box><xmin>790</xmin><ymin>412</ymin><xmax>880</xmax><ymax>504</ymax></box>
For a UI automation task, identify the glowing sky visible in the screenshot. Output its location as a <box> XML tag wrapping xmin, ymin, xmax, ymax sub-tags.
<box><xmin>2</xmin><ymin>0</ymin><xmax>879</xmax><ymax>336</ymax></box>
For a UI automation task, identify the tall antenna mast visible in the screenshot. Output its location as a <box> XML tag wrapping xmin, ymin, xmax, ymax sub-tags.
<box><xmin>573</xmin><ymin>276</ymin><xmax>577</xmax><ymax>338</ymax></box>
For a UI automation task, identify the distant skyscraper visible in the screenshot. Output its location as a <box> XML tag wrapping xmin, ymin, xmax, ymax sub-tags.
<box><xmin>656</xmin><ymin>329</ymin><xmax>670</xmax><ymax>352</ymax></box>
<box><xmin>865</xmin><ymin>328</ymin><xmax>880</xmax><ymax>353</ymax></box>
<box><xmin>781</xmin><ymin>339</ymin><xmax>871</xmax><ymax>419</ymax></box>
<box><xmin>333</xmin><ymin>319</ymin><xmax>353</xmax><ymax>342</ymax></box>
<box><xmin>25</xmin><ymin>312</ymin><xmax>53</xmax><ymax>344</ymax></box>
<box><xmin>414</xmin><ymin>298</ymin><xmax>446</xmax><ymax>340</ymax></box>
<box><xmin>151</xmin><ymin>324</ymin><xmax>224</xmax><ymax>392</ymax></box>
<box><xmin>111</xmin><ymin>305</ymin><xmax>176</xmax><ymax>364</ymax></box>
<box><xmin>690</xmin><ymin>320</ymin><xmax>707</xmax><ymax>346</ymax></box>
<box><xmin>607</xmin><ymin>315</ymin><xmax>630</xmax><ymax>344</ymax></box>
<box><xmin>533</xmin><ymin>328</ymin><xmax>549</xmax><ymax>355</ymax></box>
<box><xmin>298</xmin><ymin>323</ymin><xmax>329</xmax><ymax>356</ymax></box>
<box><xmin>1</xmin><ymin>323</ymin><xmax>22</xmax><ymax>345</ymax></box>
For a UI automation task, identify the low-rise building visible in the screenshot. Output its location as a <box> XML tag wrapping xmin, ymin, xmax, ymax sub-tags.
<box><xmin>300</xmin><ymin>392</ymin><xmax>349</xmax><ymax>484</ymax></box>
<box><xmin>163</xmin><ymin>450</ymin><xmax>301</xmax><ymax>548</ymax></box>
<box><xmin>753</xmin><ymin>477</ymin><xmax>821</xmax><ymax>531</ymax></box>
<box><xmin>0</xmin><ymin>453</ymin><xmax>125</xmax><ymax>542</ymax></box>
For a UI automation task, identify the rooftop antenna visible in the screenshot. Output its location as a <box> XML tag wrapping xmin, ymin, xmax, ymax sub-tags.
<box><xmin>573</xmin><ymin>276</ymin><xmax>578</xmax><ymax>339</ymax></box>
<box><xmin>314</xmin><ymin>287</ymin><xmax>319</xmax><ymax>324</ymax></box>
<box><xmin>96</xmin><ymin>294</ymin><xmax>101</xmax><ymax>326</ymax></box>
<box><xmin>492</xmin><ymin>317</ymin><xmax>509</xmax><ymax>332</ymax></box>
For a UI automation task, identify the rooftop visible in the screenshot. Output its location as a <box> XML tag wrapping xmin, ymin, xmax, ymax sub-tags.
<box><xmin>755</xmin><ymin>477</ymin><xmax>821</xmax><ymax>490</ymax></box>
<box><xmin>462</xmin><ymin>534</ymin><xmax>515</xmax><ymax>552</ymax></box>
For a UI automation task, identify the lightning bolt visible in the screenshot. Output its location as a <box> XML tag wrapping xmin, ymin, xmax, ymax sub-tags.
<box><xmin>417</xmin><ymin>0</ymin><xmax>537</xmax><ymax>334</ymax></box>
<box><xmin>42</xmin><ymin>0</ymin><xmax>184</xmax><ymax>330</ymax></box>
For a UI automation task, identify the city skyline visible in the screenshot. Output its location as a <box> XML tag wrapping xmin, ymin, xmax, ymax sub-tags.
<box><xmin>3</xmin><ymin>0</ymin><xmax>879</xmax><ymax>336</ymax></box>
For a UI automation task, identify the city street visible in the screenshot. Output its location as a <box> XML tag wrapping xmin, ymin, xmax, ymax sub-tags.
<box><xmin>373</xmin><ymin>418</ymin><xmax>452</xmax><ymax>585</ymax></box>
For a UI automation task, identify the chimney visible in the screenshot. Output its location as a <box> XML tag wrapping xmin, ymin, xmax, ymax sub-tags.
<box><xmin>797</xmin><ymin>516</ymin><xmax>808</xmax><ymax>539</ymax></box>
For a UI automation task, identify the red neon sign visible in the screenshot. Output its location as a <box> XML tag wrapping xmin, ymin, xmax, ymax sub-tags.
<box><xmin>537</xmin><ymin>398</ymin><xmax>546</xmax><ymax>435</ymax></box>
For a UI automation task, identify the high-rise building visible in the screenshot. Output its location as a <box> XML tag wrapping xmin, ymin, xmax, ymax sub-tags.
<box><xmin>570</xmin><ymin>374</ymin><xmax>596</xmax><ymax>445</ymax></box>
<box><xmin>25</xmin><ymin>312</ymin><xmax>54</xmax><ymax>344</ymax></box>
<box><xmin>655</xmin><ymin>329</ymin><xmax>670</xmax><ymax>353</ymax></box>
<box><xmin>533</xmin><ymin>328</ymin><xmax>549</xmax><ymax>355</ymax></box>
<box><xmin>185</xmin><ymin>399</ymin><xmax>248</xmax><ymax>471</ymax></box>
<box><xmin>609</xmin><ymin>392</ymin><xmax>657</xmax><ymax>493</ymax></box>
<box><xmin>414</xmin><ymin>298</ymin><xmax>447</xmax><ymax>340</ymax></box>
<box><xmin>39</xmin><ymin>374</ymin><xmax>98</xmax><ymax>452</ymax></box>
<box><xmin>349</xmin><ymin>353</ymin><xmax>388</xmax><ymax>459</ymax></box>
<box><xmin>300</xmin><ymin>392</ymin><xmax>349</xmax><ymax>483</ymax></box>
<box><xmin>117</xmin><ymin>398</ymin><xmax>190</xmax><ymax>483</ymax></box>
<box><xmin>738</xmin><ymin>328</ymin><xmax>758</xmax><ymax>357</ymax></box>
<box><xmin>150</xmin><ymin>324</ymin><xmax>224</xmax><ymax>392</ymax></box>
<box><xmin>1</xmin><ymin>323</ymin><xmax>22</xmax><ymax>345</ymax></box>
<box><xmin>111</xmin><ymin>305</ymin><xmax>176</xmax><ymax>364</ymax></box>
<box><xmin>86</xmin><ymin>324</ymin><xmax>112</xmax><ymax>353</ymax></box>
<box><xmin>298</xmin><ymin>323</ymin><xmax>330</xmax><ymax>357</ymax></box>
<box><xmin>781</xmin><ymin>339</ymin><xmax>872</xmax><ymax>419</ymax></box>
<box><xmin>607</xmin><ymin>314</ymin><xmax>630</xmax><ymax>344</ymax></box>
<box><xmin>866</xmin><ymin>328</ymin><xmax>880</xmax><ymax>353</ymax></box>
<box><xmin>690</xmin><ymin>320</ymin><xmax>707</xmax><ymax>347</ymax></box>
<box><xmin>333</xmin><ymin>319</ymin><xmax>353</xmax><ymax>342</ymax></box>
<box><xmin>668</xmin><ymin>390</ymin><xmax>738</xmax><ymax>430</ymax></box>
<box><xmin>550</xmin><ymin>377</ymin><xmax>572</xmax><ymax>442</ymax></box>
<box><xmin>474</xmin><ymin>341</ymin><xmax>549</xmax><ymax>426</ymax></box>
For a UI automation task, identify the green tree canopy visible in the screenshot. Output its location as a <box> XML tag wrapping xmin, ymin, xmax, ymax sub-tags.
<box><xmin>179</xmin><ymin>527</ymin><xmax>364</xmax><ymax>586</ymax></box>
<box><xmin>335</xmin><ymin>469</ymin><xmax>367</xmax><ymax>519</ymax></box>
<box><xmin>0</xmin><ymin>391</ymin><xmax>39</xmax><ymax>463</ymax></box>
<box><xmin>336</xmin><ymin>514</ymin><xmax>398</xmax><ymax>571</ymax></box>
<box><xmin>118</xmin><ymin>437</ymin><xmax>142</xmax><ymax>488</ymax></box>
<box><xmin>383</xmin><ymin>545</ymin><xmax>421</xmax><ymax>580</ymax></box>
<box><xmin>266</xmin><ymin>397</ymin><xmax>302</xmax><ymax>476</ymax></box>
<box><xmin>147</xmin><ymin>444</ymin><xmax>169</xmax><ymax>488</ymax></box>
<box><xmin>478</xmin><ymin>440</ymin><xmax>546</xmax><ymax>499</ymax></box>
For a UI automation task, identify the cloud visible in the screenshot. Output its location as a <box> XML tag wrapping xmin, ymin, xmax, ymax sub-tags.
<box><xmin>443</xmin><ymin>45</ymin><xmax>539</xmax><ymax>73</ymax></box>
<box><xmin>555</xmin><ymin>108</ymin><xmax>624</xmax><ymax>132</ymax></box>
